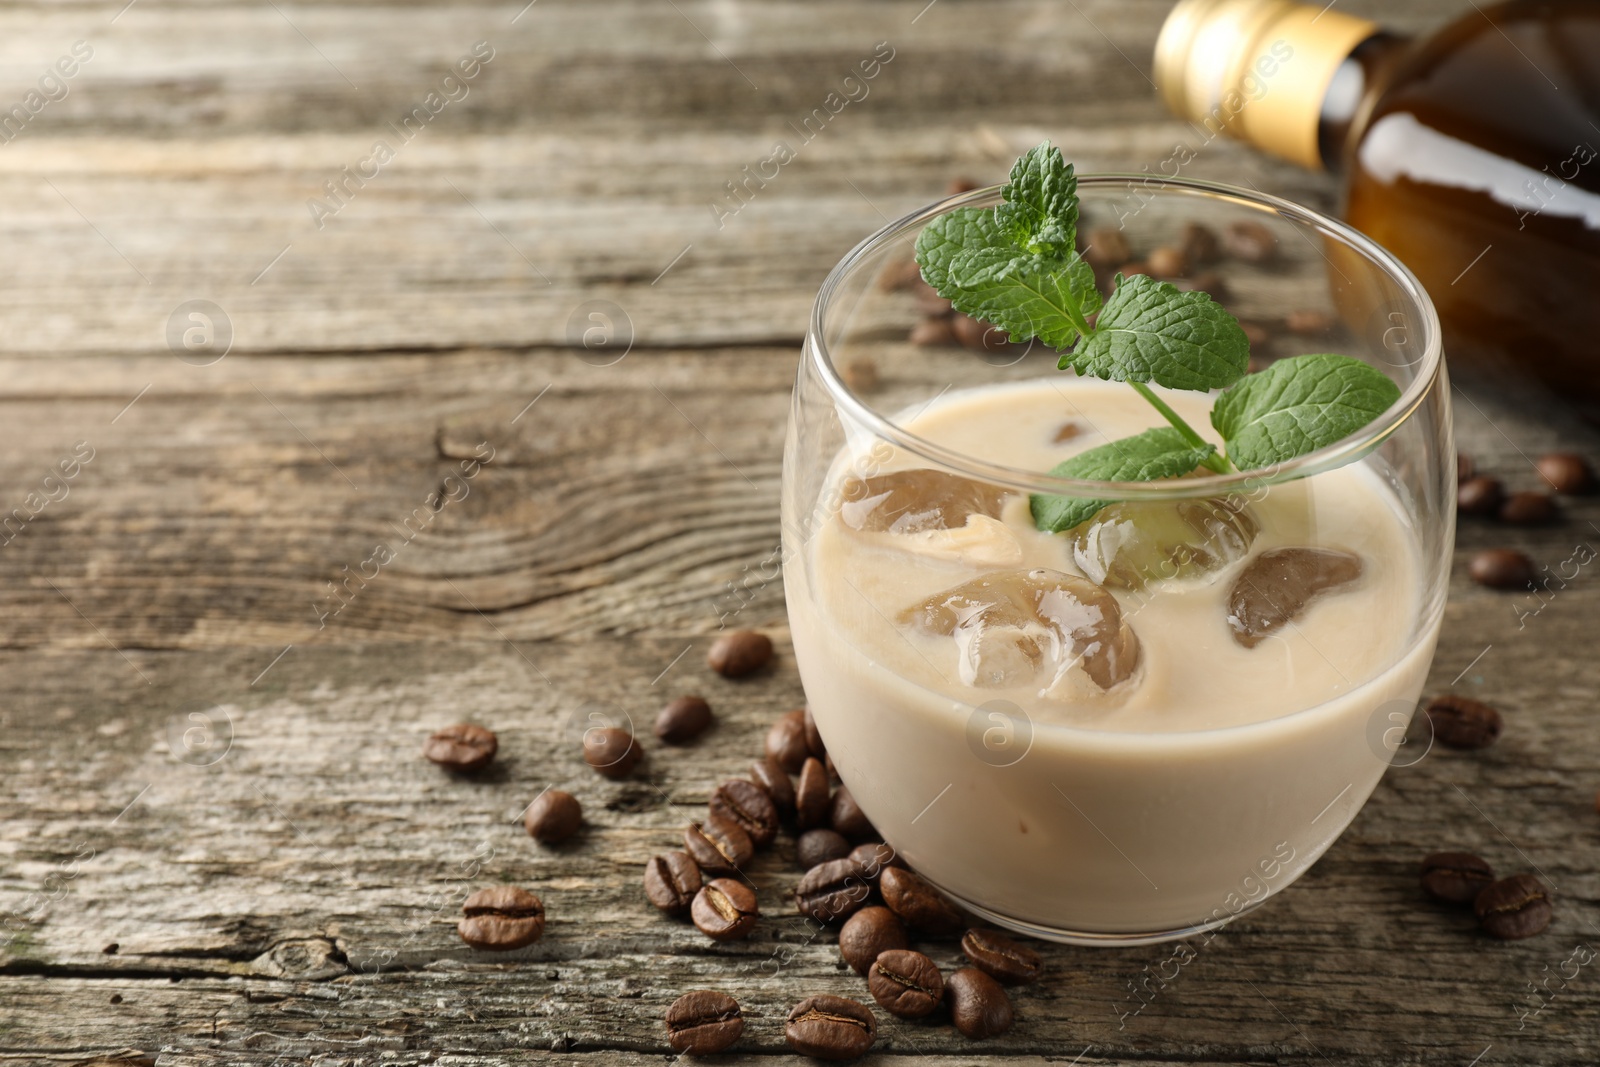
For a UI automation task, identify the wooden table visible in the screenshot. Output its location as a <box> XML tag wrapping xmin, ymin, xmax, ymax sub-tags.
<box><xmin>5</xmin><ymin>1</ymin><xmax>1598</xmax><ymax>1063</ymax></box>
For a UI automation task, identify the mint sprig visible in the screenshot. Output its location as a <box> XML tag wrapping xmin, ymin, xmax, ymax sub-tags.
<box><xmin>911</xmin><ymin>141</ymin><xmax>1402</xmax><ymax>533</ymax></box>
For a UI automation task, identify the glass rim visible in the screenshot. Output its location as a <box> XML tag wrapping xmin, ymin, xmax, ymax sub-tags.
<box><xmin>807</xmin><ymin>174</ymin><xmax>1445</xmax><ymax>498</ymax></box>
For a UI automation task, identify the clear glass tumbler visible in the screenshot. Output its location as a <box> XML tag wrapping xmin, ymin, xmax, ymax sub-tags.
<box><xmin>782</xmin><ymin>177</ymin><xmax>1452</xmax><ymax>945</ymax></box>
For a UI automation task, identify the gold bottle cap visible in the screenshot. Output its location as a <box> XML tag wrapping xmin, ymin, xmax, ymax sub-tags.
<box><xmin>1154</xmin><ymin>0</ymin><xmax>1378</xmax><ymax>170</ymax></box>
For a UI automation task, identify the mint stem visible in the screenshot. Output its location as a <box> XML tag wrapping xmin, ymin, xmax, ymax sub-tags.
<box><xmin>1129</xmin><ymin>382</ymin><xmax>1233</xmax><ymax>474</ymax></box>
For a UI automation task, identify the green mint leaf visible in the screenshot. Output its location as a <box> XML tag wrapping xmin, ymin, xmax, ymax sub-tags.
<box><xmin>993</xmin><ymin>143</ymin><xmax>1078</xmax><ymax>257</ymax></box>
<box><xmin>1062</xmin><ymin>274</ymin><xmax>1250</xmax><ymax>392</ymax></box>
<box><xmin>1029</xmin><ymin>427</ymin><xmax>1217</xmax><ymax>533</ymax></box>
<box><xmin>1211</xmin><ymin>353</ymin><xmax>1402</xmax><ymax>471</ymax></box>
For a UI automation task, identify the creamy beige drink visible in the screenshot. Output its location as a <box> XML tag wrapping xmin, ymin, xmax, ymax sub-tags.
<box><xmin>787</xmin><ymin>377</ymin><xmax>1439</xmax><ymax>936</ymax></box>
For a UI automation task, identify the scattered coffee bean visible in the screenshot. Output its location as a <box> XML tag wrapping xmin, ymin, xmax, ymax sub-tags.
<box><xmin>1178</xmin><ymin>221</ymin><xmax>1221</xmax><ymax>264</ymax></box>
<box><xmin>750</xmin><ymin>758</ymin><xmax>797</xmax><ymax>821</ymax></box>
<box><xmin>1116</xmin><ymin>260</ymin><xmax>1151</xmax><ymax>277</ymax></box>
<box><xmin>880</xmin><ymin>867</ymin><xmax>962</xmax><ymax>934</ymax></box>
<box><xmin>1469</xmin><ymin>548</ymin><xmax>1534</xmax><ymax>590</ymax></box>
<box><xmin>797</xmin><ymin>757</ymin><xmax>831</xmax><ymax>830</ymax></box>
<box><xmin>665</xmin><ymin>990</ymin><xmax>743</xmax><ymax>1055</ymax></box>
<box><xmin>1146</xmin><ymin>245</ymin><xmax>1189</xmax><ymax>278</ymax></box>
<box><xmin>798</xmin><ymin>828</ymin><xmax>852</xmax><ymax>869</ymax></box>
<box><xmin>830</xmin><ymin>786</ymin><xmax>876</xmax><ymax>842</ymax></box>
<box><xmin>868</xmin><ymin>949</ymin><xmax>945</xmax><ymax>1018</ymax></box>
<box><xmin>1285</xmin><ymin>308</ymin><xmax>1335</xmax><ymax>335</ymax></box>
<box><xmin>708</xmin><ymin>630</ymin><xmax>773</xmax><ymax>678</ymax></box>
<box><xmin>825</xmin><ymin>753</ymin><xmax>839</xmax><ymax>781</ymax></box>
<box><xmin>1499</xmin><ymin>490</ymin><xmax>1558</xmax><ymax>525</ymax></box>
<box><xmin>1083</xmin><ymin>226</ymin><xmax>1131</xmax><ymax>268</ymax></box>
<box><xmin>767</xmin><ymin>710</ymin><xmax>810</xmax><ymax>774</ymax></box>
<box><xmin>683</xmin><ymin>817</ymin><xmax>754</xmax><ymax>876</ymax></box>
<box><xmin>796</xmin><ymin>858</ymin><xmax>873</xmax><ymax>924</ymax></box>
<box><xmin>912</xmin><ymin>280</ymin><xmax>952</xmax><ymax>317</ymax></box>
<box><xmin>1054</xmin><ymin>420</ymin><xmax>1083</xmax><ymax>442</ymax></box>
<box><xmin>1457</xmin><ymin>451</ymin><xmax>1476</xmax><ymax>483</ymax></box>
<box><xmin>946</xmin><ymin>967</ymin><xmax>1014</xmax><ymax>1039</ymax></box>
<box><xmin>423</xmin><ymin>723</ymin><xmax>497</xmax><ymax>772</ymax></box>
<box><xmin>1425</xmin><ymin>694</ymin><xmax>1503</xmax><ymax>749</ymax></box>
<box><xmin>710</xmin><ymin>778</ymin><xmax>779</xmax><ymax>848</ymax></box>
<box><xmin>947</xmin><ymin>177</ymin><xmax>981</xmax><ymax>195</ymax></box>
<box><xmin>458</xmin><ymin>885</ymin><xmax>545</xmax><ymax>951</ymax></box>
<box><xmin>1223</xmin><ymin>219</ymin><xmax>1277</xmax><ymax>262</ymax></box>
<box><xmin>656</xmin><ymin>696</ymin><xmax>713</xmax><ymax>745</ymax></box>
<box><xmin>524</xmin><ymin>789</ymin><xmax>583</xmax><ymax>844</ymax></box>
<box><xmin>842</xmin><ymin>358</ymin><xmax>879</xmax><ymax>394</ymax></box>
<box><xmin>803</xmin><ymin>706</ymin><xmax>827</xmax><ymax>759</ymax></box>
<box><xmin>909</xmin><ymin>317</ymin><xmax>958</xmax><ymax>347</ymax></box>
<box><xmin>1537</xmin><ymin>451</ymin><xmax>1596</xmax><ymax>494</ymax></box>
<box><xmin>961</xmin><ymin>927</ymin><xmax>1043</xmax><ymax>985</ymax></box>
<box><xmin>644</xmin><ymin>851</ymin><xmax>702</xmax><ymax>915</ymax></box>
<box><xmin>850</xmin><ymin>842</ymin><xmax>900</xmax><ymax>881</ymax></box>
<box><xmin>1475</xmin><ymin>873</ymin><xmax>1552</xmax><ymax>940</ymax></box>
<box><xmin>1238</xmin><ymin>320</ymin><xmax>1271</xmax><ymax>348</ymax></box>
<box><xmin>1420</xmin><ymin>851</ymin><xmax>1495</xmax><ymax>905</ymax></box>
<box><xmin>839</xmin><ymin>905</ymin><xmax>909</xmax><ymax>975</ymax></box>
<box><xmin>1457</xmin><ymin>476</ymin><xmax>1505</xmax><ymax>517</ymax></box>
<box><xmin>785</xmin><ymin>995</ymin><xmax>876</xmax><ymax>1061</ymax></box>
<box><xmin>692</xmin><ymin>878</ymin><xmax>759</xmax><ymax>941</ymax></box>
<box><xmin>583</xmin><ymin>726</ymin><xmax>640</xmax><ymax>779</ymax></box>
<box><xmin>877</xmin><ymin>258</ymin><xmax>922</xmax><ymax>293</ymax></box>
<box><xmin>951</xmin><ymin>313</ymin><xmax>1016</xmax><ymax>354</ymax></box>
<box><xmin>1175</xmin><ymin>269</ymin><xmax>1230</xmax><ymax>302</ymax></box>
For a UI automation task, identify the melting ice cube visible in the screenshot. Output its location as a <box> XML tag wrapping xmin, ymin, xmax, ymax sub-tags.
<box><xmin>1226</xmin><ymin>547</ymin><xmax>1363</xmax><ymax>648</ymax></box>
<box><xmin>1069</xmin><ymin>497</ymin><xmax>1260</xmax><ymax>589</ymax></box>
<box><xmin>839</xmin><ymin>469</ymin><xmax>1020</xmax><ymax>565</ymax></box>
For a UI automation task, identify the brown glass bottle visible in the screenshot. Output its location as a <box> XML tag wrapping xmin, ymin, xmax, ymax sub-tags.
<box><xmin>1157</xmin><ymin>0</ymin><xmax>1600</xmax><ymax>418</ymax></box>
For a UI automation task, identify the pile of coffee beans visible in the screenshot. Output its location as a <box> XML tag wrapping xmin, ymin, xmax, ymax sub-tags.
<box><xmin>1457</xmin><ymin>449</ymin><xmax>1595</xmax><ymax>591</ymax></box>
<box><xmin>1420</xmin><ymin>851</ymin><xmax>1552</xmax><ymax>940</ymax></box>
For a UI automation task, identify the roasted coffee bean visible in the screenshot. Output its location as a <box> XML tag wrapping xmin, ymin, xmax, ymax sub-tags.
<box><xmin>1457</xmin><ymin>451</ymin><xmax>1476</xmax><ymax>483</ymax></box>
<box><xmin>1223</xmin><ymin>219</ymin><xmax>1277</xmax><ymax>262</ymax></box>
<box><xmin>961</xmin><ymin>927</ymin><xmax>1043</xmax><ymax>984</ymax></box>
<box><xmin>796</xmin><ymin>858</ymin><xmax>872</xmax><ymax>924</ymax></box>
<box><xmin>583</xmin><ymin>726</ymin><xmax>640</xmax><ymax>779</ymax></box>
<box><xmin>1457</xmin><ymin>476</ymin><xmax>1505</xmax><ymax>517</ymax></box>
<box><xmin>1476</xmin><ymin>873</ymin><xmax>1552</xmax><ymax>940</ymax></box>
<box><xmin>665</xmin><ymin>990</ymin><xmax>743</xmax><ymax>1055</ymax></box>
<box><xmin>1420</xmin><ymin>851</ymin><xmax>1495</xmax><ymax>905</ymax></box>
<box><xmin>1469</xmin><ymin>548</ymin><xmax>1534</xmax><ymax>590</ymax></box>
<box><xmin>785</xmin><ymin>995</ymin><xmax>876</xmax><ymax>1061</ymax></box>
<box><xmin>767</xmin><ymin>710</ymin><xmax>810</xmax><ymax>774</ymax></box>
<box><xmin>692</xmin><ymin>878</ymin><xmax>759</xmax><ymax>941</ymax></box>
<box><xmin>1285</xmin><ymin>308</ymin><xmax>1335</xmax><ymax>335</ymax></box>
<box><xmin>1538</xmin><ymin>451</ymin><xmax>1596</xmax><ymax>494</ymax></box>
<box><xmin>1175</xmin><ymin>270</ymin><xmax>1230</xmax><ymax>302</ymax></box>
<box><xmin>951</xmin><ymin>313</ymin><xmax>1017</xmax><ymax>354</ymax></box>
<box><xmin>423</xmin><ymin>723</ymin><xmax>497</xmax><ymax>772</ymax></box>
<box><xmin>750</xmin><ymin>758</ymin><xmax>796</xmax><ymax>821</ymax></box>
<box><xmin>1178</xmin><ymin>221</ymin><xmax>1221</xmax><ymax>264</ymax></box>
<box><xmin>1083</xmin><ymin>225</ymin><xmax>1132</xmax><ymax>268</ymax></box>
<box><xmin>946</xmin><ymin>967</ymin><xmax>1014</xmax><ymax>1039</ymax></box>
<box><xmin>656</xmin><ymin>695</ymin><xmax>713</xmax><ymax>744</ymax></box>
<box><xmin>825</xmin><ymin>753</ymin><xmax>839</xmax><ymax>781</ymax></box>
<box><xmin>708</xmin><ymin>630</ymin><xmax>773</xmax><ymax>678</ymax></box>
<box><xmin>909</xmin><ymin>317</ymin><xmax>958</xmax><ymax>347</ymax></box>
<box><xmin>798</xmin><ymin>828</ymin><xmax>852</xmax><ymax>869</ymax></box>
<box><xmin>524</xmin><ymin>789</ymin><xmax>583</xmax><ymax>844</ymax></box>
<box><xmin>710</xmin><ymin>778</ymin><xmax>779</xmax><ymax>848</ymax></box>
<box><xmin>797</xmin><ymin>757</ymin><xmax>831</xmax><ymax>830</ymax></box>
<box><xmin>880</xmin><ymin>867</ymin><xmax>962</xmax><ymax>933</ymax></box>
<box><xmin>1426</xmin><ymin>695</ymin><xmax>1503</xmax><ymax>749</ymax></box>
<box><xmin>830</xmin><ymin>786</ymin><xmax>876</xmax><ymax>842</ymax></box>
<box><xmin>1499</xmin><ymin>490</ymin><xmax>1558</xmax><ymax>525</ymax></box>
<box><xmin>803</xmin><ymin>706</ymin><xmax>827</xmax><ymax>759</ymax></box>
<box><xmin>644</xmin><ymin>851</ymin><xmax>702</xmax><ymax>914</ymax></box>
<box><xmin>868</xmin><ymin>949</ymin><xmax>944</xmax><ymax>1018</ymax></box>
<box><xmin>1146</xmin><ymin>245</ymin><xmax>1189</xmax><ymax>278</ymax></box>
<box><xmin>842</xmin><ymin>358</ymin><xmax>879</xmax><ymax>394</ymax></box>
<box><xmin>1116</xmin><ymin>260</ymin><xmax>1151</xmax><ymax>278</ymax></box>
<box><xmin>947</xmin><ymin>177</ymin><xmax>981</xmax><ymax>195</ymax></box>
<box><xmin>877</xmin><ymin>257</ymin><xmax>922</xmax><ymax>293</ymax></box>
<box><xmin>839</xmin><ymin>905</ymin><xmax>907</xmax><ymax>974</ymax></box>
<box><xmin>683</xmin><ymin>817</ymin><xmax>754</xmax><ymax>875</ymax></box>
<box><xmin>1238</xmin><ymin>320</ymin><xmax>1272</xmax><ymax>348</ymax></box>
<box><xmin>458</xmin><ymin>885</ymin><xmax>544</xmax><ymax>951</ymax></box>
<box><xmin>912</xmin><ymin>280</ymin><xmax>952</xmax><ymax>316</ymax></box>
<box><xmin>850</xmin><ymin>842</ymin><xmax>900</xmax><ymax>881</ymax></box>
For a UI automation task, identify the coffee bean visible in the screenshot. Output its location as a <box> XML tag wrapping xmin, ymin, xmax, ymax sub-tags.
<box><xmin>655</xmin><ymin>695</ymin><xmax>712</xmax><ymax>744</ymax></box>
<box><xmin>946</xmin><ymin>967</ymin><xmax>1014</xmax><ymax>1039</ymax></box>
<box><xmin>1285</xmin><ymin>308</ymin><xmax>1335</xmax><ymax>335</ymax></box>
<box><xmin>683</xmin><ymin>817</ymin><xmax>754</xmax><ymax>876</ymax></box>
<box><xmin>1116</xmin><ymin>260</ymin><xmax>1151</xmax><ymax>278</ymax></box>
<box><xmin>868</xmin><ymin>949</ymin><xmax>944</xmax><ymax>1018</ymax></box>
<box><xmin>797</xmin><ymin>757</ymin><xmax>830</xmax><ymax>830</ymax></box>
<box><xmin>798</xmin><ymin>828</ymin><xmax>851</xmax><ymax>869</ymax></box>
<box><xmin>1083</xmin><ymin>226</ymin><xmax>1131</xmax><ymax>269</ymax></box>
<box><xmin>830</xmin><ymin>786</ymin><xmax>876</xmax><ymax>842</ymax></box>
<box><xmin>1146</xmin><ymin>245</ymin><xmax>1189</xmax><ymax>279</ymax></box>
<box><xmin>912</xmin><ymin>279</ymin><xmax>952</xmax><ymax>317</ymax></box>
<box><xmin>583</xmin><ymin>726</ymin><xmax>639</xmax><ymax>779</ymax></box>
<box><xmin>665</xmin><ymin>990</ymin><xmax>743</xmax><ymax>1055</ymax></box>
<box><xmin>423</xmin><ymin>723</ymin><xmax>497</xmax><ymax>772</ymax></box>
<box><xmin>1175</xmin><ymin>270</ymin><xmax>1230</xmax><ymax>302</ymax></box>
<box><xmin>951</xmin><ymin>313</ymin><xmax>1017</xmax><ymax>354</ymax></box>
<box><xmin>1538</xmin><ymin>451</ymin><xmax>1596</xmax><ymax>494</ymax></box>
<box><xmin>644</xmin><ymin>851</ymin><xmax>702</xmax><ymax>915</ymax></box>
<box><xmin>842</xmin><ymin>358</ymin><xmax>879</xmax><ymax>394</ymax></box>
<box><xmin>961</xmin><ymin>927</ymin><xmax>1043</xmax><ymax>984</ymax></box>
<box><xmin>1499</xmin><ymin>490</ymin><xmax>1558</xmax><ymax>525</ymax></box>
<box><xmin>1457</xmin><ymin>476</ymin><xmax>1504</xmax><ymax>517</ymax></box>
<box><xmin>707</xmin><ymin>630</ymin><xmax>773</xmax><ymax>678</ymax></box>
<box><xmin>795</xmin><ymin>858</ymin><xmax>873</xmax><ymax>924</ymax></box>
<box><xmin>877</xmin><ymin>257</ymin><xmax>922</xmax><ymax>293</ymax></box>
<box><xmin>785</xmin><ymin>995</ymin><xmax>876</xmax><ymax>1061</ymax></box>
<box><xmin>1426</xmin><ymin>694</ymin><xmax>1503</xmax><ymax>749</ymax></box>
<box><xmin>692</xmin><ymin>878</ymin><xmax>759</xmax><ymax>941</ymax></box>
<box><xmin>1475</xmin><ymin>873</ymin><xmax>1552</xmax><ymax>939</ymax></box>
<box><xmin>803</xmin><ymin>706</ymin><xmax>827</xmax><ymax>759</ymax></box>
<box><xmin>1457</xmin><ymin>451</ymin><xmax>1476</xmax><ymax>483</ymax></box>
<box><xmin>1178</xmin><ymin>221</ymin><xmax>1221</xmax><ymax>264</ymax></box>
<box><xmin>1469</xmin><ymin>548</ymin><xmax>1534</xmax><ymax>590</ymax></box>
<box><xmin>825</xmin><ymin>753</ymin><xmax>839</xmax><ymax>781</ymax></box>
<box><xmin>1238</xmin><ymin>320</ymin><xmax>1272</xmax><ymax>348</ymax></box>
<box><xmin>850</xmin><ymin>842</ymin><xmax>900</xmax><ymax>882</ymax></box>
<box><xmin>839</xmin><ymin>906</ymin><xmax>908</xmax><ymax>975</ymax></box>
<box><xmin>880</xmin><ymin>867</ymin><xmax>962</xmax><ymax>934</ymax></box>
<box><xmin>767</xmin><ymin>710</ymin><xmax>810</xmax><ymax>774</ymax></box>
<box><xmin>750</xmin><ymin>758</ymin><xmax>796</xmax><ymax>821</ymax></box>
<box><xmin>909</xmin><ymin>317</ymin><xmax>958</xmax><ymax>347</ymax></box>
<box><xmin>709</xmin><ymin>778</ymin><xmax>779</xmax><ymax>848</ymax></box>
<box><xmin>1420</xmin><ymin>851</ymin><xmax>1495</xmax><ymax>905</ymax></box>
<box><xmin>947</xmin><ymin>177</ymin><xmax>981</xmax><ymax>195</ymax></box>
<box><xmin>524</xmin><ymin>789</ymin><xmax>583</xmax><ymax>844</ymax></box>
<box><xmin>1223</xmin><ymin>219</ymin><xmax>1277</xmax><ymax>262</ymax></box>
<box><xmin>458</xmin><ymin>885</ymin><xmax>544</xmax><ymax>951</ymax></box>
